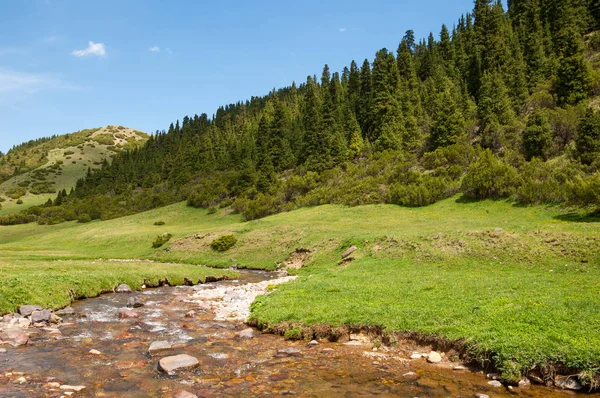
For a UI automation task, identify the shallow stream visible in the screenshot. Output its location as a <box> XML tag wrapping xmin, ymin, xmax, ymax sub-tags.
<box><xmin>0</xmin><ymin>271</ymin><xmax>586</xmax><ymax>397</ymax></box>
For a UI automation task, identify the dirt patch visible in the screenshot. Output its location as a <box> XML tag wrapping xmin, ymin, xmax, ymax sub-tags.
<box><xmin>283</xmin><ymin>248</ymin><xmax>311</xmax><ymax>270</ymax></box>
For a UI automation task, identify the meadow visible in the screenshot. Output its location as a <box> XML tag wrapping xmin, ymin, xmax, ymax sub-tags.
<box><xmin>1</xmin><ymin>196</ymin><xmax>599</xmax><ymax>381</ymax></box>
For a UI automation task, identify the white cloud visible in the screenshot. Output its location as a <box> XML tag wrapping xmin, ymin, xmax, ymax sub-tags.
<box><xmin>0</xmin><ymin>68</ymin><xmax>80</xmax><ymax>105</ymax></box>
<box><xmin>72</xmin><ymin>41</ymin><xmax>106</xmax><ymax>57</ymax></box>
<box><xmin>339</xmin><ymin>28</ymin><xmax>347</xmax><ymax>32</ymax></box>
<box><xmin>149</xmin><ymin>46</ymin><xmax>160</xmax><ymax>52</ymax></box>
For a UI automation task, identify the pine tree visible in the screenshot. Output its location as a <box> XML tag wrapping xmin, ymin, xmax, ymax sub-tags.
<box><xmin>371</xmin><ymin>48</ymin><xmax>403</xmax><ymax>151</ymax></box>
<box><xmin>522</xmin><ymin>110</ymin><xmax>552</xmax><ymax>160</ymax></box>
<box><xmin>555</xmin><ymin>28</ymin><xmax>591</xmax><ymax>106</ymax></box>
<box><xmin>357</xmin><ymin>59</ymin><xmax>373</xmax><ymax>140</ymax></box>
<box><xmin>576</xmin><ymin>108</ymin><xmax>600</xmax><ymax>165</ymax></box>
<box><xmin>428</xmin><ymin>78</ymin><xmax>466</xmax><ymax>150</ymax></box>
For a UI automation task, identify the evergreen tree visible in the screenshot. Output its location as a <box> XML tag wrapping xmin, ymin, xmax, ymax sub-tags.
<box><xmin>555</xmin><ymin>28</ymin><xmax>592</xmax><ymax>106</ymax></box>
<box><xmin>576</xmin><ymin>108</ymin><xmax>600</xmax><ymax>165</ymax></box>
<box><xmin>522</xmin><ymin>110</ymin><xmax>552</xmax><ymax>160</ymax></box>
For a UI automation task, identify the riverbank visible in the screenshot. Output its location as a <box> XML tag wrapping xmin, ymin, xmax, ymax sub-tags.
<box><xmin>1</xmin><ymin>197</ymin><xmax>599</xmax><ymax>388</ymax></box>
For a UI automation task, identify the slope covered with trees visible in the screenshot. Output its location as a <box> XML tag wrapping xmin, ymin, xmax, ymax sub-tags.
<box><xmin>4</xmin><ymin>0</ymin><xmax>600</xmax><ymax>225</ymax></box>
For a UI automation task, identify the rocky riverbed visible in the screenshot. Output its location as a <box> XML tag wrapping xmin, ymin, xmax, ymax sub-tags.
<box><xmin>0</xmin><ymin>270</ymin><xmax>583</xmax><ymax>397</ymax></box>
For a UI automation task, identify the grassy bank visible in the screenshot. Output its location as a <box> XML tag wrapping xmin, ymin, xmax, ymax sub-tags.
<box><xmin>1</xmin><ymin>197</ymin><xmax>599</xmax><ymax>383</ymax></box>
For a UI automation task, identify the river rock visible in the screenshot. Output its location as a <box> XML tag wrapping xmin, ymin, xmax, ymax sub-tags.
<box><xmin>276</xmin><ymin>347</ymin><xmax>302</xmax><ymax>357</ymax></box>
<box><xmin>488</xmin><ymin>380</ymin><xmax>503</xmax><ymax>387</ymax></box>
<box><xmin>89</xmin><ymin>349</ymin><xmax>102</xmax><ymax>355</ymax></box>
<box><xmin>341</xmin><ymin>246</ymin><xmax>358</xmax><ymax>258</ymax></box>
<box><xmin>115</xmin><ymin>284</ymin><xmax>132</xmax><ymax>293</ymax></box>
<box><xmin>56</xmin><ymin>306</ymin><xmax>75</xmax><ymax>315</ymax></box>
<box><xmin>127</xmin><ymin>296</ymin><xmax>144</xmax><ymax>308</ymax></box>
<box><xmin>31</xmin><ymin>309</ymin><xmax>53</xmax><ymax>323</ymax></box>
<box><xmin>518</xmin><ymin>377</ymin><xmax>531</xmax><ymax>388</ymax></box>
<box><xmin>50</xmin><ymin>313</ymin><xmax>62</xmax><ymax>324</ymax></box>
<box><xmin>174</xmin><ymin>391</ymin><xmax>198</xmax><ymax>398</ymax></box>
<box><xmin>60</xmin><ymin>385</ymin><xmax>86</xmax><ymax>392</ymax></box>
<box><xmin>149</xmin><ymin>341</ymin><xmax>172</xmax><ymax>354</ymax></box>
<box><xmin>307</xmin><ymin>340</ymin><xmax>319</xmax><ymax>347</ymax></box>
<box><xmin>158</xmin><ymin>354</ymin><xmax>199</xmax><ymax>373</ymax></box>
<box><xmin>555</xmin><ymin>376</ymin><xmax>582</xmax><ymax>390</ymax></box>
<box><xmin>118</xmin><ymin>308</ymin><xmax>139</xmax><ymax>319</ymax></box>
<box><xmin>426</xmin><ymin>351</ymin><xmax>442</xmax><ymax>363</ymax></box>
<box><xmin>237</xmin><ymin>328</ymin><xmax>254</xmax><ymax>339</ymax></box>
<box><xmin>475</xmin><ymin>394</ymin><xmax>490</xmax><ymax>398</ymax></box>
<box><xmin>0</xmin><ymin>348</ymin><xmax>7</xmax><ymax>353</ymax></box>
<box><xmin>19</xmin><ymin>305</ymin><xmax>42</xmax><ymax>316</ymax></box>
<box><xmin>402</xmin><ymin>371</ymin><xmax>419</xmax><ymax>380</ymax></box>
<box><xmin>9</xmin><ymin>317</ymin><xmax>31</xmax><ymax>329</ymax></box>
<box><xmin>0</xmin><ymin>327</ymin><xmax>29</xmax><ymax>346</ymax></box>
<box><xmin>410</xmin><ymin>353</ymin><xmax>422</xmax><ymax>359</ymax></box>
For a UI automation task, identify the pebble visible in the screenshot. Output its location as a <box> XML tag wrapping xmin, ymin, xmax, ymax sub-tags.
<box><xmin>518</xmin><ymin>377</ymin><xmax>531</xmax><ymax>388</ymax></box>
<box><xmin>307</xmin><ymin>340</ymin><xmax>319</xmax><ymax>347</ymax></box>
<box><xmin>46</xmin><ymin>382</ymin><xmax>61</xmax><ymax>388</ymax></box>
<box><xmin>0</xmin><ymin>348</ymin><xmax>6</xmax><ymax>353</ymax></box>
<box><xmin>322</xmin><ymin>348</ymin><xmax>334</xmax><ymax>352</ymax></box>
<box><xmin>60</xmin><ymin>385</ymin><xmax>86</xmax><ymax>392</ymax></box>
<box><xmin>174</xmin><ymin>391</ymin><xmax>198</xmax><ymax>398</ymax></box>
<box><xmin>555</xmin><ymin>376</ymin><xmax>583</xmax><ymax>390</ymax></box>
<box><xmin>237</xmin><ymin>328</ymin><xmax>254</xmax><ymax>339</ymax></box>
<box><xmin>115</xmin><ymin>284</ymin><xmax>132</xmax><ymax>293</ymax></box>
<box><xmin>402</xmin><ymin>372</ymin><xmax>419</xmax><ymax>380</ymax></box>
<box><xmin>475</xmin><ymin>394</ymin><xmax>490</xmax><ymax>398</ymax></box>
<box><xmin>426</xmin><ymin>351</ymin><xmax>442</xmax><ymax>363</ymax></box>
<box><xmin>410</xmin><ymin>353</ymin><xmax>422</xmax><ymax>360</ymax></box>
<box><xmin>453</xmin><ymin>365</ymin><xmax>467</xmax><ymax>371</ymax></box>
<box><xmin>276</xmin><ymin>347</ymin><xmax>302</xmax><ymax>357</ymax></box>
<box><xmin>488</xmin><ymin>380</ymin><xmax>503</xmax><ymax>387</ymax></box>
<box><xmin>14</xmin><ymin>376</ymin><xmax>27</xmax><ymax>384</ymax></box>
<box><xmin>89</xmin><ymin>349</ymin><xmax>102</xmax><ymax>355</ymax></box>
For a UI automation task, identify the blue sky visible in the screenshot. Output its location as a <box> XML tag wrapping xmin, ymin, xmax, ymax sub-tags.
<box><xmin>0</xmin><ymin>0</ymin><xmax>476</xmax><ymax>154</ymax></box>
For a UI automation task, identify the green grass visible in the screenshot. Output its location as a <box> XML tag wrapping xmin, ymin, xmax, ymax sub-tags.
<box><xmin>0</xmin><ymin>196</ymin><xmax>599</xmax><ymax>380</ymax></box>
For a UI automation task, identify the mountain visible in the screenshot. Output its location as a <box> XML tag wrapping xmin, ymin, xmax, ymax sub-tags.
<box><xmin>0</xmin><ymin>126</ymin><xmax>148</xmax><ymax>215</ymax></box>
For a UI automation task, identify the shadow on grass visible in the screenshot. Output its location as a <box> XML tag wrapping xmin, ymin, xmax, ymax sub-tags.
<box><xmin>554</xmin><ymin>210</ymin><xmax>600</xmax><ymax>223</ymax></box>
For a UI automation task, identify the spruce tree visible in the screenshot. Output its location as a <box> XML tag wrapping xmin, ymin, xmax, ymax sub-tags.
<box><xmin>555</xmin><ymin>28</ymin><xmax>592</xmax><ymax>106</ymax></box>
<box><xmin>522</xmin><ymin>110</ymin><xmax>552</xmax><ymax>160</ymax></box>
<box><xmin>576</xmin><ymin>108</ymin><xmax>600</xmax><ymax>165</ymax></box>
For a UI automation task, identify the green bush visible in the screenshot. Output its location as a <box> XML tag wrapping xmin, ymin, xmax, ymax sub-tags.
<box><xmin>153</xmin><ymin>220</ymin><xmax>165</xmax><ymax>226</ymax></box>
<box><xmin>92</xmin><ymin>134</ymin><xmax>115</xmax><ymax>146</ymax></box>
<box><xmin>6</xmin><ymin>187</ymin><xmax>27</xmax><ymax>199</ymax></box>
<box><xmin>207</xmin><ymin>206</ymin><xmax>217</xmax><ymax>214</ymax></box>
<box><xmin>77</xmin><ymin>213</ymin><xmax>92</xmax><ymax>223</ymax></box>
<box><xmin>461</xmin><ymin>149</ymin><xmax>521</xmax><ymax>199</ymax></box>
<box><xmin>63</xmin><ymin>150</ymin><xmax>75</xmax><ymax>156</ymax></box>
<box><xmin>390</xmin><ymin>175</ymin><xmax>459</xmax><ymax>207</ymax></box>
<box><xmin>210</xmin><ymin>234</ymin><xmax>237</xmax><ymax>252</ymax></box>
<box><xmin>152</xmin><ymin>233</ymin><xmax>173</xmax><ymax>248</ymax></box>
<box><xmin>16</xmin><ymin>199</ymin><xmax>23</xmax><ymax>205</ymax></box>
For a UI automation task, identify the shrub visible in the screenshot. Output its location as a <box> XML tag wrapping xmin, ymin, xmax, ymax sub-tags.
<box><xmin>16</xmin><ymin>199</ymin><xmax>23</xmax><ymax>205</ymax></box>
<box><xmin>152</xmin><ymin>233</ymin><xmax>173</xmax><ymax>248</ymax></box>
<box><xmin>153</xmin><ymin>220</ymin><xmax>165</xmax><ymax>226</ymax></box>
<box><xmin>283</xmin><ymin>326</ymin><xmax>303</xmax><ymax>340</ymax></box>
<box><xmin>92</xmin><ymin>134</ymin><xmax>115</xmax><ymax>146</ymax></box>
<box><xmin>207</xmin><ymin>206</ymin><xmax>217</xmax><ymax>214</ymax></box>
<box><xmin>390</xmin><ymin>175</ymin><xmax>459</xmax><ymax>207</ymax></box>
<box><xmin>6</xmin><ymin>187</ymin><xmax>26</xmax><ymax>199</ymax></box>
<box><xmin>461</xmin><ymin>149</ymin><xmax>522</xmax><ymax>199</ymax></box>
<box><xmin>77</xmin><ymin>213</ymin><xmax>92</xmax><ymax>223</ymax></box>
<box><xmin>63</xmin><ymin>150</ymin><xmax>75</xmax><ymax>156</ymax></box>
<box><xmin>210</xmin><ymin>234</ymin><xmax>237</xmax><ymax>252</ymax></box>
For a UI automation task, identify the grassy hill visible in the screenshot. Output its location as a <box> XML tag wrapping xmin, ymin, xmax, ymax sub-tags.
<box><xmin>0</xmin><ymin>196</ymin><xmax>599</xmax><ymax>385</ymax></box>
<box><xmin>0</xmin><ymin>125</ymin><xmax>148</xmax><ymax>215</ymax></box>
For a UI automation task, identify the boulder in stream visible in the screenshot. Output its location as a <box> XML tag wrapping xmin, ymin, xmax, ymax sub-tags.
<box><xmin>158</xmin><ymin>354</ymin><xmax>199</xmax><ymax>373</ymax></box>
<box><xmin>0</xmin><ymin>327</ymin><xmax>29</xmax><ymax>346</ymax></box>
<box><xmin>149</xmin><ymin>340</ymin><xmax>172</xmax><ymax>354</ymax></box>
<box><xmin>56</xmin><ymin>306</ymin><xmax>75</xmax><ymax>315</ymax></box>
<box><xmin>31</xmin><ymin>309</ymin><xmax>53</xmax><ymax>323</ymax></box>
<box><xmin>115</xmin><ymin>284</ymin><xmax>132</xmax><ymax>293</ymax></box>
<box><xmin>237</xmin><ymin>328</ymin><xmax>254</xmax><ymax>339</ymax></box>
<box><xmin>426</xmin><ymin>351</ymin><xmax>442</xmax><ymax>363</ymax></box>
<box><xmin>127</xmin><ymin>296</ymin><xmax>144</xmax><ymax>308</ymax></box>
<box><xmin>18</xmin><ymin>305</ymin><xmax>42</xmax><ymax>317</ymax></box>
<box><xmin>174</xmin><ymin>391</ymin><xmax>198</xmax><ymax>398</ymax></box>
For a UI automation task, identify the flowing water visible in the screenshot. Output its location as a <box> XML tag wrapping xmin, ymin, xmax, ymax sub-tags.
<box><xmin>0</xmin><ymin>271</ymin><xmax>589</xmax><ymax>397</ymax></box>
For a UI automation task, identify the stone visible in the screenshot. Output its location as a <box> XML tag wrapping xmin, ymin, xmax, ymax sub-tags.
<box><xmin>55</xmin><ymin>306</ymin><xmax>75</xmax><ymax>315</ymax></box>
<box><xmin>174</xmin><ymin>391</ymin><xmax>198</xmax><ymax>398</ymax></box>
<box><xmin>276</xmin><ymin>347</ymin><xmax>302</xmax><ymax>357</ymax></box>
<box><xmin>18</xmin><ymin>305</ymin><xmax>42</xmax><ymax>316</ymax></box>
<box><xmin>518</xmin><ymin>377</ymin><xmax>531</xmax><ymax>388</ymax></box>
<box><xmin>30</xmin><ymin>309</ymin><xmax>52</xmax><ymax>323</ymax></box>
<box><xmin>488</xmin><ymin>380</ymin><xmax>503</xmax><ymax>387</ymax></box>
<box><xmin>237</xmin><ymin>328</ymin><xmax>254</xmax><ymax>339</ymax></box>
<box><xmin>9</xmin><ymin>317</ymin><xmax>31</xmax><ymax>329</ymax></box>
<box><xmin>158</xmin><ymin>354</ymin><xmax>199</xmax><ymax>373</ymax></box>
<box><xmin>14</xmin><ymin>376</ymin><xmax>27</xmax><ymax>384</ymax></box>
<box><xmin>60</xmin><ymin>385</ymin><xmax>86</xmax><ymax>392</ymax></box>
<box><xmin>475</xmin><ymin>394</ymin><xmax>490</xmax><ymax>398</ymax></box>
<box><xmin>89</xmin><ymin>349</ymin><xmax>102</xmax><ymax>355</ymax></box>
<box><xmin>0</xmin><ymin>327</ymin><xmax>29</xmax><ymax>346</ymax></box>
<box><xmin>185</xmin><ymin>310</ymin><xmax>196</xmax><ymax>318</ymax></box>
<box><xmin>322</xmin><ymin>348</ymin><xmax>334</xmax><ymax>352</ymax></box>
<box><xmin>0</xmin><ymin>348</ymin><xmax>6</xmax><ymax>353</ymax></box>
<box><xmin>554</xmin><ymin>376</ymin><xmax>582</xmax><ymax>391</ymax></box>
<box><xmin>307</xmin><ymin>340</ymin><xmax>319</xmax><ymax>347</ymax></box>
<box><xmin>426</xmin><ymin>351</ymin><xmax>442</xmax><ymax>363</ymax></box>
<box><xmin>343</xmin><ymin>341</ymin><xmax>367</xmax><ymax>346</ymax></box>
<box><xmin>50</xmin><ymin>313</ymin><xmax>62</xmax><ymax>324</ymax></box>
<box><xmin>115</xmin><ymin>284</ymin><xmax>132</xmax><ymax>293</ymax></box>
<box><xmin>341</xmin><ymin>246</ymin><xmax>358</xmax><ymax>258</ymax></box>
<box><xmin>453</xmin><ymin>365</ymin><xmax>467</xmax><ymax>371</ymax></box>
<box><xmin>45</xmin><ymin>382</ymin><xmax>61</xmax><ymax>388</ymax></box>
<box><xmin>118</xmin><ymin>308</ymin><xmax>139</xmax><ymax>319</ymax></box>
<box><xmin>487</xmin><ymin>373</ymin><xmax>500</xmax><ymax>380</ymax></box>
<box><xmin>402</xmin><ymin>372</ymin><xmax>419</xmax><ymax>380</ymax></box>
<box><xmin>127</xmin><ymin>296</ymin><xmax>145</xmax><ymax>308</ymax></box>
<box><xmin>149</xmin><ymin>341</ymin><xmax>172</xmax><ymax>354</ymax></box>
<box><xmin>410</xmin><ymin>353</ymin><xmax>422</xmax><ymax>360</ymax></box>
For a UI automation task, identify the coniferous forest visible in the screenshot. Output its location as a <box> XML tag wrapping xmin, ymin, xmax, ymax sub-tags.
<box><xmin>4</xmin><ymin>0</ymin><xmax>600</xmax><ymax>225</ymax></box>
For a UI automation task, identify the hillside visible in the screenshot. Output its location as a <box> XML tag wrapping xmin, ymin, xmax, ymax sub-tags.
<box><xmin>0</xmin><ymin>126</ymin><xmax>148</xmax><ymax>215</ymax></box>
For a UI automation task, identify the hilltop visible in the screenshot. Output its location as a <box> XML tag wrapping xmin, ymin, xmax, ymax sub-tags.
<box><xmin>0</xmin><ymin>126</ymin><xmax>148</xmax><ymax>215</ymax></box>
